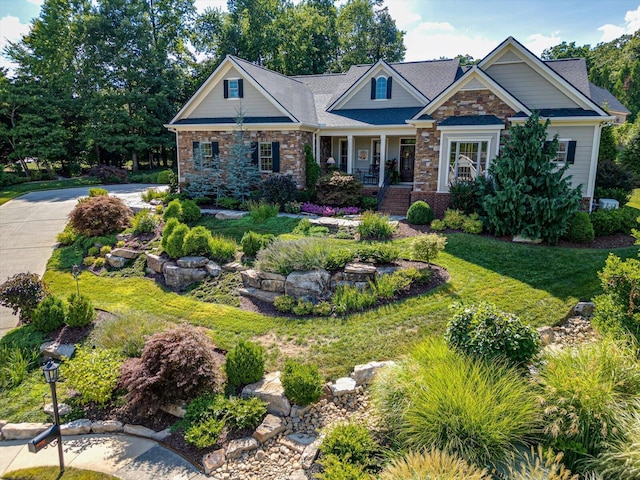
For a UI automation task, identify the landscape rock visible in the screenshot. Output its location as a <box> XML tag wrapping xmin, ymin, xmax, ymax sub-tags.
<box><xmin>344</xmin><ymin>262</ymin><xmax>377</xmax><ymax>275</ymax></box>
<box><xmin>301</xmin><ymin>437</ymin><xmax>322</xmax><ymax>470</ymax></box>
<box><xmin>152</xmin><ymin>428</ymin><xmax>172</xmax><ymax>441</ymax></box>
<box><xmin>285</xmin><ymin>270</ymin><xmax>331</xmax><ymax>299</ymax></box>
<box><xmin>1</xmin><ymin>423</ymin><xmax>51</xmax><ymax>440</ymax></box>
<box><xmin>161</xmin><ymin>403</ymin><xmax>186</xmax><ymax>418</ymax></box>
<box><xmin>257</xmin><ymin>271</ymin><xmax>287</xmax><ymax>282</ymax></box>
<box><xmin>177</xmin><ymin>256</ymin><xmax>209</xmax><ymax>268</ymax></box>
<box><xmin>350</xmin><ymin>361</ymin><xmax>395</xmax><ymax>386</ymax></box>
<box><xmin>538</xmin><ymin>326</ymin><xmax>555</xmax><ymax>346</ymax></box>
<box><xmin>241</xmin><ymin>269</ymin><xmax>262</xmax><ymax>289</ymax></box>
<box><xmin>331</xmin><ymin>377</ymin><xmax>357</xmax><ymax>396</ymax></box>
<box><xmin>290</xmin><ymin>470</ymin><xmax>307</xmax><ymax>480</ymax></box>
<box><xmin>253</xmin><ymin>414</ymin><xmax>285</xmax><ymax>443</ymax></box>
<box><xmin>123</xmin><ymin>424</ymin><xmax>156</xmax><ymax>438</ymax></box>
<box><xmin>44</xmin><ymin>403</ymin><xmax>71</xmax><ymax>417</ymax></box>
<box><xmin>145</xmin><ymin>253</ymin><xmax>170</xmax><ymax>274</ymax></box>
<box><xmin>261</xmin><ymin>279</ymin><xmax>285</xmax><ymax>293</ymax></box>
<box><xmin>574</xmin><ymin>301</ymin><xmax>595</xmax><ymax>317</ymax></box>
<box><xmin>40</xmin><ymin>342</ymin><xmax>75</xmax><ymax>361</ymax></box>
<box><xmin>203</xmin><ymin>449</ymin><xmax>226</xmax><ymax>474</ymax></box>
<box><xmin>206</xmin><ymin>261</ymin><xmax>221</xmax><ymax>277</ymax></box>
<box><xmin>226</xmin><ymin>437</ymin><xmax>259</xmax><ymax>459</ymax></box>
<box><xmin>110</xmin><ymin>248</ymin><xmax>140</xmax><ymax>259</ymax></box>
<box><xmin>61</xmin><ymin>419</ymin><xmax>91</xmax><ymax>435</ymax></box>
<box><xmin>223</xmin><ymin>261</ymin><xmax>248</xmax><ymax>272</ymax></box>
<box><xmin>105</xmin><ymin>253</ymin><xmax>127</xmax><ymax>268</ymax></box>
<box><xmin>91</xmin><ymin>420</ymin><xmax>123</xmax><ymax>433</ymax></box>
<box><xmin>242</xmin><ymin>371</ymin><xmax>291</xmax><ymax>417</ymax></box>
<box><xmin>238</xmin><ymin>287</ymin><xmax>279</xmax><ymax>304</ymax></box>
<box><xmin>376</xmin><ymin>265</ymin><xmax>400</xmax><ymax>276</ymax></box>
<box><xmin>280</xmin><ymin>434</ymin><xmax>316</xmax><ymax>453</ymax></box>
<box><xmin>215</xmin><ymin>211</ymin><xmax>247</xmax><ymax>220</ymax></box>
<box><xmin>163</xmin><ymin>264</ymin><xmax>207</xmax><ymax>289</ymax></box>
<box><xmin>290</xmin><ymin>404</ymin><xmax>311</xmax><ymax>418</ymax></box>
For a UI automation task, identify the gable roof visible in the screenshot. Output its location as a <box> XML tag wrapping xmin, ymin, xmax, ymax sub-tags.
<box><xmin>545</xmin><ymin>58</ymin><xmax>590</xmax><ymax>97</ymax></box>
<box><xmin>589</xmin><ymin>82</ymin><xmax>631</xmax><ymax>114</ymax></box>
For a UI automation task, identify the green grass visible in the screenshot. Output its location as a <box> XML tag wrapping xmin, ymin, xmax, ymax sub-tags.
<box><xmin>0</xmin><ymin>178</ymin><xmax>101</xmax><ymax>206</ymax></box>
<box><xmin>196</xmin><ymin>215</ymin><xmax>301</xmax><ymax>242</ymax></box>
<box><xmin>2</xmin><ymin>467</ymin><xmax>120</xmax><ymax>480</ymax></box>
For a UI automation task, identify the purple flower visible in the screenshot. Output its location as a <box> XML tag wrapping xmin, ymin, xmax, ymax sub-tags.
<box><xmin>300</xmin><ymin>203</ymin><xmax>361</xmax><ymax>217</ymax></box>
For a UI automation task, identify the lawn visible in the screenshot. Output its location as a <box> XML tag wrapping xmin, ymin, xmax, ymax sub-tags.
<box><xmin>0</xmin><ymin>178</ymin><xmax>101</xmax><ymax>206</ymax></box>
<box><xmin>2</xmin><ymin>467</ymin><xmax>120</xmax><ymax>480</ymax></box>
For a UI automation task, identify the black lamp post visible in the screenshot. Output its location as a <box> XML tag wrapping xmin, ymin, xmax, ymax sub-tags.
<box><xmin>42</xmin><ymin>359</ymin><xmax>64</xmax><ymax>474</ymax></box>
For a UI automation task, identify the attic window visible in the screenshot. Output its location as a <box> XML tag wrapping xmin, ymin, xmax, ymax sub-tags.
<box><xmin>371</xmin><ymin>76</ymin><xmax>392</xmax><ymax>100</ymax></box>
<box><xmin>224</xmin><ymin>79</ymin><xmax>243</xmax><ymax>99</ymax></box>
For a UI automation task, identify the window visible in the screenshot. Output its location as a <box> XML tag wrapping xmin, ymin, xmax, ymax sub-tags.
<box><xmin>448</xmin><ymin>141</ymin><xmax>488</xmax><ymax>185</ymax></box>
<box><xmin>201</xmin><ymin>142</ymin><xmax>213</xmax><ymax>161</ymax></box>
<box><xmin>259</xmin><ymin>142</ymin><xmax>273</xmax><ymax>172</ymax></box>
<box><xmin>376</xmin><ymin>77</ymin><xmax>387</xmax><ymax>99</ymax></box>
<box><xmin>228</xmin><ymin>79</ymin><xmax>239</xmax><ymax>98</ymax></box>
<box><xmin>551</xmin><ymin>140</ymin><xmax>568</xmax><ymax>163</ymax></box>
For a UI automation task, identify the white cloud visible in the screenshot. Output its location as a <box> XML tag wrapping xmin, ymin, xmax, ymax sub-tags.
<box><xmin>0</xmin><ymin>15</ymin><xmax>30</xmax><ymax>73</ymax></box>
<box><xmin>524</xmin><ymin>33</ymin><xmax>562</xmax><ymax>57</ymax></box>
<box><xmin>26</xmin><ymin>0</ymin><xmax>44</xmax><ymax>5</ymax></box>
<box><xmin>193</xmin><ymin>0</ymin><xmax>228</xmax><ymax>13</ymax></box>
<box><xmin>385</xmin><ymin>0</ymin><xmax>421</xmax><ymax>29</ymax></box>
<box><xmin>598</xmin><ymin>4</ymin><xmax>640</xmax><ymax>42</ymax></box>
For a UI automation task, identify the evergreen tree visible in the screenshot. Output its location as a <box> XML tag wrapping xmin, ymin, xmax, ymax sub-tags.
<box><xmin>599</xmin><ymin>124</ymin><xmax>618</xmax><ymax>162</ymax></box>
<box><xmin>621</xmin><ymin>130</ymin><xmax>640</xmax><ymax>179</ymax></box>
<box><xmin>483</xmin><ymin>112</ymin><xmax>582</xmax><ymax>244</ymax></box>
<box><xmin>184</xmin><ymin>147</ymin><xmax>223</xmax><ymax>199</ymax></box>
<box><xmin>224</xmin><ymin>114</ymin><xmax>261</xmax><ymax>201</ymax></box>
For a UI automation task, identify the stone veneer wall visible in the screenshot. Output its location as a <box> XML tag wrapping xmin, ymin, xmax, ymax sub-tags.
<box><xmin>413</xmin><ymin>89</ymin><xmax>517</xmax><ymax>193</ymax></box>
<box><xmin>177</xmin><ymin>130</ymin><xmax>313</xmax><ymax>188</ymax></box>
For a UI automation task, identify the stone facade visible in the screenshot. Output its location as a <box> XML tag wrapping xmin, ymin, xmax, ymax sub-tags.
<box><xmin>177</xmin><ymin>129</ymin><xmax>313</xmax><ymax>188</ymax></box>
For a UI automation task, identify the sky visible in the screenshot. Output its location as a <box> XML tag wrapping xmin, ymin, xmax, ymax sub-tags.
<box><xmin>1</xmin><ymin>0</ymin><xmax>640</xmax><ymax>72</ymax></box>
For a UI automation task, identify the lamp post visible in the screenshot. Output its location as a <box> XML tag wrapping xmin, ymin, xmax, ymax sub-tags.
<box><xmin>42</xmin><ymin>359</ymin><xmax>64</xmax><ymax>474</ymax></box>
<box><xmin>71</xmin><ymin>264</ymin><xmax>81</xmax><ymax>296</ymax></box>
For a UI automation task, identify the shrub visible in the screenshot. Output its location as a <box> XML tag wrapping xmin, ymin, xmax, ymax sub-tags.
<box><xmin>248</xmin><ymin>200</ymin><xmax>279</xmax><ymax>223</ymax></box>
<box><xmin>259</xmin><ymin>174</ymin><xmax>297</xmax><ymax>205</ymax></box>
<box><xmin>371</xmin><ymin>271</ymin><xmax>412</xmax><ymax>299</ymax></box>
<box><xmin>224</xmin><ymin>340</ymin><xmax>265</xmax><ymax>394</ymax></box>
<box><xmin>564</xmin><ymin>211</ymin><xmax>595</xmax><ymax>243</ymax></box>
<box><xmin>88</xmin><ymin>187</ymin><xmax>108</xmax><ymax>197</ymax></box>
<box><xmin>321</xmin><ymin>422</ymin><xmax>378</xmax><ymax>467</ymax></box>
<box><xmin>292</xmin><ymin>299</ymin><xmax>314</xmax><ymax>316</ymax></box>
<box><xmin>313</xmin><ymin>301</ymin><xmax>333</xmax><ymax>316</ymax></box>
<box><xmin>132</xmin><ymin>210</ymin><xmax>159</xmax><ymax>234</ymax></box>
<box><xmin>449</xmin><ymin>179</ymin><xmax>487</xmax><ymax>215</ymax></box>
<box><xmin>256</xmin><ymin>238</ymin><xmax>328</xmax><ymax>275</ymax></box>
<box><xmin>590</xmin><ymin>208</ymin><xmax>622</xmax><ymax>236</ymax></box>
<box><xmin>66</xmin><ymin>293</ymin><xmax>95</xmax><ymax>327</ymax></box>
<box><xmin>87</xmin><ymin>165</ymin><xmax>128</xmax><ymax>183</ymax></box>
<box><xmin>317</xmin><ymin>455</ymin><xmax>372</xmax><ymax>480</ymax></box>
<box><xmin>164</xmin><ymin>223</ymin><xmax>190</xmax><ymax>259</ymax></box>
<box><xmin>411</xmin><ymin>233</ymin><xmax>447</xmax><ymax>266</ymax></box>
<box><xmin>445</xmin><ymin>303</ymin><xmax>540</xmax><ymax>366</ymax></box>
<box><xmin>358</xmin><ymin>211</ymin><xmax>394</xmax><ymax>240</ymax></box>
<box><xmin>83</xmin><ymin>255</ymin><xmax>96</xmax><ymax>266</ymax></box>
<box><xmin>217</xmin><ymin>196</ymin><xmax>241</xmax><ymax>210</ymax></box>
<box><xmin>274</xmin><ymin>295</ymin><xmax>296</xmax><ymax>313</ymax></box>
<box><xmin>89</xmin><ymin>309</ymin><xmax>170</xmax><ymax>357</ymax></box>
<box><xmin>443</xmin><ymin>209</ymin><xmax>465</xmax><ymax>229</ymax></box>
<box><xmin>281</xmin><ymin>359</ymin><xmax>322</xmax><ymax>406</ymax></box>
<box><xmin>371</xmin><ymin>338</ymin><xmax>538</xmax><ymax>467</ymax></box>
<box><xmin>0</xmin><ymin>272</ymin><xmax>48</xmax><ymax>322</ymax></box>
<box><xmin>157</xmin><ymin>170</ymin><xmax>173</xmax><ymax>184</ymax></box>
<box><xmin>69</xmin><ymin>195</ymin><xmax>133</xmax><ymax>237</ymax></box>
<box><xmin>100</xmin><ymin>245</ymin><xmax>112</xmax><ymax>256</ymax></box>
<box><xmin>284</xmin><ymin>201</ymin><xmax>302</xmax><ymax>214</ymax></box>
<box><xmin>208</xmin><ymin>235</ymin><xmax>237</xmax><ymax>263</ymax></box>
<box><xmin>94</xmin><ymin>257</ymin><xmax>106</xmax><ymax>268</ymax></box>
<box><xmin>379</xmin><ymin>449</ymin><xmax>491</xmax><ymax>480</ymax></box>
<box><xmin>462</xmin><ymin>213</ymin><xmax>483</xmax><ymax>234</ymax></box>
<box><xmin>163</xmin><ymin>199</ymin><xmax>183</xmax><ymax>222</ymax></box>
<box><xmin>333</xmin><ymin>284</ymin><xmax>377</xmax><ymax>314</ymax></box>
<box><xmin>161</xmin><ymin>218</ymin><xmax>181</xmax><ymax>251</ymax></box>
<box><xmin>621</xmin><ymin>205</ymin><xmax>640</xmax><ymax>233</ymax></box>
<box><xmin>430</xmin><ymin>218</ymin><xmax>446</xmax><ymax>231</ymax></box>
<box><xmin>406</xmin><ymin>201</ymin><xmax>434</xmax><ymax>225</ymax></box>
<box><xmin>182</xmin><ymin>226</ymin><xmax>213</xmax><ymax>257</ymax></box>
<box><xmin>595</xmin><ymin>158</ymin><xmax>633</xmax><ymax>193</ymax></box>
<box><xmin>65</xmin><ymin>346</ymin><xmax>122</xmax><ymax>405</ymax></box>
<box><xmin>119</xmin><ymin>325</ymin><xmax>225</xmax><ymax>415</ymax></box>
<box><xmin>31</xmin><ymin>296</ymin><xmax>66</xmax><ymax>333</ymax></box>
<box><xmin>241</xmin><ymin>231</ymin><xmax>269</xmax><ymax>257</ymax></box>
<box><xmin>304</xmin><ymin>144</ymin><xmax>320</xmax><ymax>197</ymax></box>
<box><xmin>356</xmin><ymin>242</ymin><xmax>399</xmax><ymax>264</ymax></box>
<box><xmin>361</xmin><ymin>196</ymin><xmax>377</xmax><ymax>211</ymax></box>
<box><xmin>184</xmin><ymin>417</ymin><xmax>225</xmax><ymax>449</ymax></box>
<box><xmin>292</xmin><ymin>218</ymin><xmax>312</xmax><ymax>235</ymax></box>
<box><xmin>317</xmin><ymin>171</ymin><xmax>364</xmax><ymax>207</ymax></box>
<box><xmin>326</xmin><ymin>248</ymin><xmax>356</xmax><ymax>271</ymax></box>
<box><xmin>56</xmin><ymin>226</ymin><xmax>79</xmax><ymax>246</ymax></box>
<box><xmin>88</xmin><ymin>246</ymin><xmax>100</xmax><ymax>257</ymax></box>
<box><xmin>536</xmin><ymin>338</ymin><xmax>640</xmax><ymax>472</ymax></box>
<box><xmin>506</xmin><ymin>445</ymin><xmax>578</xmax><ymax>480</ymax></box>
<box><xmin>181</xmin><ymin>199</ymin><xmax>201</xmax><ymax>224</ymax></box>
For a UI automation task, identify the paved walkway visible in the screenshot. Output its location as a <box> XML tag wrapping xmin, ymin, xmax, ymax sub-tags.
<box><xmin>0</xmin><ymin>434</ymin><xmax>206</xmax><ymax>479</ymax></box>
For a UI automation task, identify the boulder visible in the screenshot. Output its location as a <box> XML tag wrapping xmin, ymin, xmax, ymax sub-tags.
<box><xmin>91</xmin><ymin>420</ymin><xmax>123</xmax><ymax>433</ymax></box>
<box><xmin>145</xmin><ymin>253</ymin><xmax>170</xmax><ymax>274</ymax></box>
<box><xmin>1</xmin><ymin>423</ymin><xmax>51</xmax><ymax>440</ymax></box>
<box><xmin>203</xmin><ymin>449</ymin><xmax>226</xmax><ymax>474</ymax></box>
<box><xmin>105</xmin><ymin>254</ymin><xmax>127</xmax><ymax>268</ymax></box>
<box><xmin>258</xmin><ymin>271</ymin><xmax>287</xmax><ymax>282</ymax></box>
<box><xmin>61</xmin><ymin>419</ymin><xmax>91</xmax><ymax>435</ymax></box>
<box><xmin>223</xmin><ymin>261</ymin><xmax>248</xmax><ymax>272</ymax></box>
<box><xmin>163</xmin><ymin>264</ymin><xmax>207</xmax><ymax>289</ymax></box>
<box><xmin>152</xmin><ymin>428</ymin><xmax>172</xmax><ymax>441</ymax></box>
<box><xmin>261</xmin><ymin>279</ymin><xmax>285</xmax><ymax>293</ymax></box>
<box><xmin>40</xmin><ymin>342</ymin><xmax>75</xmax><ymax>361</ymax></box>
<box><xmin>177</xmin><ymin>256</ymin><xmax>209</xmax><ymax>268</ymax></box>
<box><xmin>290</xmin><ymin>470</ymin><xmax>308</xmax><ymax>480</ymax></box>
<box><xmin>290</xmin><ymin>404</ymin><xmax>311</xmax><ymax>419</ymax></box>
<box><xmin>215</xmin><ymin>211</ymin><xmax>247</xmax><ymax>220</ymax></box>
<box><xmin>280</xmin><ymin>434</ymin><xmax>316</xmax><ymax>454</ymax></box>
<box><xmin>253</xmin><ymin>414</ymin><xmax>285</xmax><ymax>443</ymax></box>
<box><xmin>574</xmin><ymin>301</ymin><xmax>595</xmax><ymax>317</ymax></box>
<box><xmin>242</xmin><ymin>371</ymin><xmax>291</xmax><ymax>417</ymax></box>
<box><xmin>206</xmin><ymin>261</ymin><xmax>222</xmax><ymax>277</ymax></box>
<box><xmin>110</xmin><ymin>248</ymin><xmax>140</xmax><ymax>259</ymax></box>
<box><xmin>226</xmin><ymin>437</ymin><xmax>259</xmax><ymax>459</ymax></box>
<box><xmin>285</xmin><ymin>270</ymin><xmax>331</xmax><ymax>299</ymax></box>
<box><xmin>344</xmin><ymin>262</ymin><xmax>377</xmax><ymax>275</ymax></box>
<box><xmin>301</xmin><ymin>437</ymin><xmax>322</xmax><ymax>470</ymax></box>
<box><xmin>239</xmin><ymin>287</ymin><xmax>279</xmax><ymax>304</ymax></box>
<box><xmin>123</xmin><ymin>424</ymin><xmax>156</xmax><ymax>438</ymax></box>
<box><xmin>330</xmin><ymin>377</ymin><xmax>357</xmax><ymax>396</ymax></box>
<box><xmin>161</xmin><ymin>403</ymin><xmax>186</xmax><ymax>418</ymax></box>
<box><xmin>537</xmin><ymin>326</ymin><xmax>555</xmax><ymax>346</ymax></box>
<box><xmin>44</xmin><ymin>403</ymin><xmax>71</xmax><ymax>417</ymax></box>
<box><xmin>241</xmin><ymin>269</ymin><xmax>262</xmax><ymax>289</ymax></box>
<box><xmin>376</xmin><ymin>265</ymin><xmax>400</xmax><ymax>276</ymax></box>
<box><xmin>350</xmin><ymin>361</ymin><xmax>396</xmax><ymax>386</ymax></box>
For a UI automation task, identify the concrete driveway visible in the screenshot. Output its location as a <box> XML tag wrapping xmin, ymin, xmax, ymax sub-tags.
<box><xmin>0</xmin><ymin>184</ymin><xmax>159</xmax><ymax>338</ymax></box>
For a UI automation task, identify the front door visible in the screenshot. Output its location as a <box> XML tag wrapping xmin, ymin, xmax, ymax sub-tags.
<box><xmin>399</xmin><ymin>138</ymin><xmax>415</xmax><ymax>182</ymax></box>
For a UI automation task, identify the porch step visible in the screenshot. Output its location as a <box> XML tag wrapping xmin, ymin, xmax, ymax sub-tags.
<box><xmin>378</xmin><ymin>187</ymin><xmax>412</xmax><ymax>216</ymax></box>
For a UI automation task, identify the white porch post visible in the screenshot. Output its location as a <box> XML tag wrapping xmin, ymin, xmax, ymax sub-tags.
<box><xmin>347</xmin><ymin>134</ymin><xmax>354</xmax><ymax>174</ymax></box>
<box><xmin>379</xmin><ymin>134</ymin><xmax>387</xmax><ymax>187</ymax></box>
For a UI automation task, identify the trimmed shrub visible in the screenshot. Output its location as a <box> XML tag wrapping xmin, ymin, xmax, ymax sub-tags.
<box><xmin>184</xmin><ymin>417</ymin><xmax>225</xmax><ymax>449</ymax></box>
<box><xmin>356</xmin><ymin>243</ymin><xmax>399</xmax><ymax>264</ymax></box>
<box><xmin>406</xmin><ymin>201</ymin><xmax>434</xmax><ymax>225</ymax></box>
<box><xmin>161</xmin><ymin>218</ymin><xmax>181</xmax><ymax>251</ymax></box>
<box><xmin>83</xmin><ymin>255</ymin><xmax>96</xmax><ymax>266</ymax></box>
<box><xmin>0</xmin><ymin>272</ymin><xmax>48</xmax><ymax>322</ymax></box>
<box><xmin>132</xmin><ymin>209</ymin><xmax>160</xmax><ymax>234</ymax></box>
<box><xmin>94</xmin><ymin>257</ymin><xmax>106</xmax><ymax>268</ymax></box>
<box><xmin>183</xmin><ymin>226</ymin><xmax>214</xmax><ymax>257</ymax></box>
<box><xmin>321</xmin><ymin>422</ymin><xmax>378</xmax><ymax>467</ymax></box>
<box><xmin>88</xmin><ymin>187</ymin><xmax>108</xmax><ymax>197</ymax></box>
<box><xmin>445</xmin><ymin>302</ymin><xmax>540</xmax><ymax>366</ymax></box>
<box><xmin>358</xmin><ymin>211</ymin><xmax>394</xmax><ymax>240</ymax></box>
<box><xmin>313</xmin><ymin>301</ymin><xmax>333</xmax><ymax>316</ymax></box>
<box><xmin>281</xmin><ymin>359</ymin><xmax>322</xmax><ymax>406</ymax></box>
<box><xmin>462</xmin><ymin>213</ymin><xmax>483</xmax><ymax>234</ymax></box>
<box><xmin>224</xmin><ymin>340</ymin><xmax>265</xmax><ymax>394</ymax></box>
<box><xmin>164</xmin><ymin>223</ymin><xmax>190</xmax><ymax>259</ymax></box>
<box><xmin>209</xmin><ymin>235</ymin><xmax>237</xmax><ymax>263</ymax></box>
<box><xmin>274</xmin><ymin>295</ymin><xmax>296</xmax><ymax>313</ymax></box>
<box><xmin>256</xmin><ymin>238</ymin><xmax>328</xmax><ymax>275</ymax></box>
<box><xmin>119</xmin><ymin>325</ymin><xmax>225</xmax><ymax>415</ymax></box>
<box><xmin>157</xmin><ymin>170</ymin><xmax>173</xmax><ymax>184</ymax></box>
<box><xmin>66</xmin><ymin>293</ymin><xmax>96</xmax><ymax>327</ymax></box>
<box><xmin>259</xmin><ymin>174</ymin><xmax>297</xmax><ymax>205</ymax></box>
<box><xmin>564</xmin><ymin>211</ymin><xmax>595</xmax><ymax>243</ymax></box>
<box><xmin>317</xmin><ymin>171</ymin><xmax>364</xmax><ymax>207</ymax></box>
<box><xmin>621</xmin><ymin>205</ymin><xmax>640</xmax><ymax>233</ymax></box>
<box><xmin>411</xmin><ymin>233</ymin><xmax>447</xmax><ymax>266</ymax></box>
<box><xmin>241</xmin><ymin>231</ymin><xmax>271</xmax><ymax>257</ymax></box>
<box><xmin>181</xmin><ymin>199</ymin><xmax>201</xmax><ymax>224</ymax></box>
<box><xmin>590</xmin><ymin>208</ymin><xmax>622</xmax><ymax>236</ymax></box>
<box><xmin>163</xmin><ymin>199</ymin><xmax>183</xmax><ymax>222</ymax></box>
<box><xmin>69</xmin><ymin>195</ymin><xmax>133</xmax><ymax>237</ymax></box>
<box><xmin>31</xmin><ymin>296</ymin><xmax>66</xmax><ymax>333</ymax></box>
<box><xmin>88</xmin><ymin>246</ymin><xmax>100</xmax><ymax>257</ymax></box>
<box><xmin>100</xmin><ymin>245</ymin><xmax>112</xmax><ymax>256</ymax></box>
<box><xmin>65</xmin><ymin>346</ymin><xmax>122</xmax><ymax>405</ymax></box>
<box><xmin>443</xmin><ymin>209</ymin><xmax>465</xmax><ymax>229</ymax></box>
<box><xmin>380</xmin><ymin>449</ymin><xmax>491</xmax><ymax>480</ymax></box>
<box><xmin>430</xmin><ymin>218</ymin><xmax>446</xmax><ymax>231</ymax></box>
<box><xmin>304</xmin><ymin>144</ymin><xmax>320</xmax><ymax>197</ymax></box>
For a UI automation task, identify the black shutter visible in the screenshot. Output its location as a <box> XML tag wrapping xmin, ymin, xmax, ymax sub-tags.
<box><xmin>543</xmin><ymin>140</ymin><xmax>552</xmax><ymax>156</ymax></box>
<box><xmin>567</xmin><ymin>140</ymin><xmax>576</xmax><ymax>164</ymax></box>
<box><xmin>223</xmin><ymin>80</ymin><xmax>229</xmax><ymax>98</ymax></box>
<box><xmin>238</xmin><ymin>79</ymin><xmax>244</xmax><ymax>98</ymax></box>
<box><xmin>272</xmin><ymin>141</ymin><xmax>280</xmax><ymax>172</ymax></box>
<box><xmin>370</xmin><ymin>78</ymin><xmax>376</xmax><ymax>99</ymax></box>
<box><xmin>386</xmin><ymin>77</ymin><xmax>392</xmax><ymax>99</ymax></box>
<box><xmin>212</xmin><ymin>141</ymin><xmax>219</xmax><ymax>157</ymax></box>
<box><xmin>251</xmin><ymin>142</ymin><xmax>259</xmax><ymax>166</ymax></box>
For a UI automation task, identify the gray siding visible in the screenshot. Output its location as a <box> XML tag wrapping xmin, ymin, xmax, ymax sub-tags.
<box><xmin>546</xmin><ymin>125</ymin><xmax>595</xmax><ymax>191</ymax></box>
<box><xmin>485</xmin><ymin>62</ymin><xmax>580</xmax><ymax>109</ymax></box>
<box><xmin>461</xmin><ymin>78</ymin><xmax>486</xmax><ymax>90</ymax></box>
<box><xmin>493</xmin><ymin>50</ymin><xmax>521</xmax><ymax>63</ymax></box>
<box><xmin>187</xmin><ymin>67</ymin><xmax>283</xmax><ymax>119</ymax></box>
<box><xmin>340</xmin><ymin>77</ymin><xmax>423</xmax><ymax>110</ymax></box>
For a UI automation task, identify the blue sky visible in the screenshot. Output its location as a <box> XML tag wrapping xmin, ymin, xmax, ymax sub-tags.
<box><xmin>1</xmin><ymin>0</ymin><xmax>640</xmax><ymax>71</ymax></box>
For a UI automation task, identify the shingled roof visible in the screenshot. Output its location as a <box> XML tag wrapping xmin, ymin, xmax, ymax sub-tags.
<box><xmin>589</xmin><ymin>83</ymin><xmax>631</xmax><ymax>114</ymax></box>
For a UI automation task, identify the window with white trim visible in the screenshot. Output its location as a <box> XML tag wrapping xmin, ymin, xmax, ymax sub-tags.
<box><xmin>375</xmin><ymin>77</ymin><xmax>387</xmax><ymax>99</ymax></box>
<box><xmin>259</xmin><ymin>142</ymin><xmax>273</xmax><ymax>172</ymax></box>
<box><xmin>551</xmin><ymin>140</ymin><xmax>569</xmax><ymax>163</ymax></box>
<box><xmin>448</xmin><ymin>141</ymin><xmax>488</xmax><ymax>185</ymax></box>
<box><xmin>201</xmin><ymin>142</ymin><xmax>213</xmax><ymax>162</ymax></box>
<box><xmin>228</xmin><ymin>79</ymin><xmax>240</xmax><ymax>98</ymax></box>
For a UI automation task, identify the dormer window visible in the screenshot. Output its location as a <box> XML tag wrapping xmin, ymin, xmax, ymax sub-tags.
<box><xmin>370</xmin><ymin>76</ymin><xmax>392</xmax><ymax>100</ymax></box>
<box><xmin>224</xmin><ymin>78</ymin><xmax>243</xmax><ymax>99</ymax></box>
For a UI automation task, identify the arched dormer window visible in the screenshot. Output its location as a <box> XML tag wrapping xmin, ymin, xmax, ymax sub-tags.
<box><xmin>370</xmin><ymin>76</ymin><xmax>392</xmax><ymax>100</ymax></box>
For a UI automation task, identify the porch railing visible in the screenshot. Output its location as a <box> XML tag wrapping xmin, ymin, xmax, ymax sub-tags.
<box><xmin>376</xmin><ymin>171</ymin><xmax>391</xmax><ymax>210</ymax></box>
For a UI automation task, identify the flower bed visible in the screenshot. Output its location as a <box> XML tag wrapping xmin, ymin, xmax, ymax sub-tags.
<box><xmin>300</xmin><ymin>203</ymin><xmax>360</xmax><ymax>217</ymax></box>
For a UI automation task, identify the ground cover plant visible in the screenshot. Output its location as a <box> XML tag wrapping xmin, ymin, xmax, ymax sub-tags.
<box><xmin>2</xmin><ymin>466</ymin><xmax>121</xmax><ymax>480</ymax></box>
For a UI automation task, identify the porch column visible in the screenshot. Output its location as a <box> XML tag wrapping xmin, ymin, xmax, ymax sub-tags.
<box><xmin>379</xmin><ymin>134</ymin><xmax>387</xmax><ymax>187</ymax></box>
<box><xmin>315</xmin><ymin>134</ymin><xmax>321</xmax><ymax>165</ymax></box>
<box><xmin>347</xmin><ymin>134</ymin><xmax>354</xmax><ymax>174</ymax></box>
